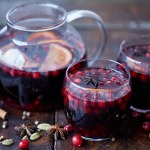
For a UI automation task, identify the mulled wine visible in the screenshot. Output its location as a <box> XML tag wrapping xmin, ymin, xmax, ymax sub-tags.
<box><xmin>118</xmin><ymin>37</ymin><xmax>150</xmax><ymax>114</ymax></box>
<box><xmin>63</xmin><ymin>59</ymin><xmax>131</xmax><ymax>141</ymax></box>
<box><xmin>0</xmin><ymin>3</ymin><xmax>107</xmax><ymax>111</ymax></box>
<box><xmin>0</xmin><ymin>30</ymin><xmax>85</xmax><ymax>111</ymax></box>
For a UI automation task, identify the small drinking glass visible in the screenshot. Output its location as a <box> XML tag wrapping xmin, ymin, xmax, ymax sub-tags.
<box><xmin>117</xmin><ymin>36</ymin><xmax>150</xmax><ymax>132</ymax></box>
<box><xmin>118</xmin><ymin>36</ymin><xmax>150</xmax><ymax>114</ymax></box>
<box><xmin>63</xmin><ymin>59</ymin><xmax>131</xmax><ymax>141</ymax></box>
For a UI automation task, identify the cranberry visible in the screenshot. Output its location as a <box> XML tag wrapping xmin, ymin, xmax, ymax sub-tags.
<box><xmin>18</xmin><ymin>140</ymin><xmax>29</xmax><ymax>149</ymax></box>
<box><xmin>75</xmin><ymin>71</ymin><xmax>83</xmax><ymax>76</ymax></box>
<box><xmin>25</xmin><ymin>72</ymin><xmax>32</xmax><ymax>78</ymax></box>
<box><xmin>72</xmin><ymin>133</ymin><xmax>83</xmax><ymax>147</ymax></box>
<box><xmin>10</xmin><ymin>68</ymin><xmax>17</xmax><ymax>77</ymax></box>
<box><xmin>52</xmin><ymin>70</ymin><xmax>59</xmax><ymax>76</ymax></box>
<box><xmin>17</xmin><ymin>70</ymin><xmax>24</xmax><ymax>77</ymax></box>
<box><xmin>139</xmin><ymin>74</ymin><xmax>149</xmax><ymax>82</ymax></box>
<box><xmin>64</xmin><ymin>124</ymin><xmax>74</xmax><ymax>133</ymax></box>
<box><xmin>146</xmin><ymin>53</ymin><xmax>150</xmax><ymax>58</ymax></box>
<box><xmin>131</xmin><ymin>71</ymin><xmax>138</xmax><ymax>78</ymax></box>
<box><xmin>2</xmin><ymin>66</ymin><xmax>9</xmax><ymax>73</ymax></box>
<box><xmin>145</xmin><ymin>112</ymin><xmax>150</xmax><ymax>120</ymax></box>
<box><xmin>32</xmin><ymin>72</ymin><xmax>41</xmax><ymax>79</ymax></box>
<box><xmin>142</xmin><ymin>122</ymin><xmax>150</xmax><ymax>132</ymax></box>
<box><xmin>132</xmin><ymin>111</ymin><xmax>141</xmax><ymax>119</ymax></box>
<box><xmin>116</xmin><ymin>81</ymin><xmax>122</xmax><ymax>85</ymax></box>
<box><xmin>111</xmin><ymin>76</ymin><xmax>118</xmax><ymax>81</ymax></box>
<box><xmin>98</xmin><ymin>100</ymin><xmax>106</xmax><ymax>108</ymax></box>
<box><xmin>74</xmin><ymin>78</ymin><xmax>82</xmax><ymax>84</ymax></box>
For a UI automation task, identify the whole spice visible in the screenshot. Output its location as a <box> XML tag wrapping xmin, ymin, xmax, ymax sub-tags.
<box><xmin>37</xmin><ymin>123</ymin><xmax>51</xmax><ymax>131</ymax></box>
<box><xmin>30</xmin><ymin>132</ymin><xmax>41</xmax><ymax>141</ymax></box>
<box><xmin>14</xmin><ymin>123</ymin><xmax>36</xmax><ymax>137</ymax></box>
<box><xmin>46</xmin><ymin>124</ymin><xmax>66</xmax><ymax>140</ymax></box>
<box><xmin>2</xmin><ymin>139</ymin><xmax>13</xmax><ymax>146</ymax></box>
<box><xmin>83</xmin><ymin>76</ymin><xmax>99</xmax><ymax>88</ymax></box>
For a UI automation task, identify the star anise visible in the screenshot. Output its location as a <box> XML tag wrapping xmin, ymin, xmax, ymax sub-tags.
<box><xmin>46</xmin><ymin>124</ymin><xmax>66</xmax><ymax>140</ymax></box>
<box><xmin>14</xmin><ymin>123</ymin><xmax>36</xmax><ymax>137</ymax></box>
<box><xmin>83</xmin><ymin>76</ymin><xmax>99</xmax><ymax>88</ymax></box>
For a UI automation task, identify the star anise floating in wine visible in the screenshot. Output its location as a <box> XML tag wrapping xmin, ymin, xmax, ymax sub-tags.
<box><xmin>46</xmin><ymin>124</ymin><xmax>66</xmax><ymax>140</ymax></box>
<box><xmin>83</xmin><ymin>76</ymin><xmax>99</xmax><ymax>88</ymax></box>
<box><xmin>14</xmin><ymin>123</ymin><xmax>36</xmax><ymax>137</ymax></box>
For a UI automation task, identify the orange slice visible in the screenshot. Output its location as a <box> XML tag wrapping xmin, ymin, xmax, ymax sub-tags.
<box><xmin>40</xmin><ymin>44</ymin><xmax>73</xmax><ymax>71</ymax></box>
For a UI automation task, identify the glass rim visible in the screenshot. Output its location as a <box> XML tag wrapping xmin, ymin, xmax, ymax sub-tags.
<box><xmin>6</xmin><ymin>2</ymin><xmax>67</xmax><ymax>32</ymax></box>
<box><xmin>119</xmin><ymin>35</ymin><xmax>150</xmax><ymax>74</ymax></box>
<box><xmin>66</xmin><ymin>58</ymin><xmax>131</xmax><ymax>92</ymax></box>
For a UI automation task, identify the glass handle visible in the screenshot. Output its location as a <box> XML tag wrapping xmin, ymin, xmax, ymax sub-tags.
<box><xmin>67</xmin><ymin>10</ymin><xmax>107</xmax><ymax>59</ymax></box>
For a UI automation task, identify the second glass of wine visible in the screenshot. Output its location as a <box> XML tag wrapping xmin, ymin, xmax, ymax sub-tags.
<box><xmin>63</xmin><ymin>59</ymin><xmax>131</xmax><ymax>141</ymax></box>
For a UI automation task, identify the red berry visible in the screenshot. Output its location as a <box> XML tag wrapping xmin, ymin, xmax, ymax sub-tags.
<box><xmin>10</xmin><ymin>68</ymin><xmax>17</xmax><ymax>77</ymax></box>
<box><xmin>74</xmin><ymin>78</ymin><xmax>82</xmax><ymax>84</ymax></box>
<box><xmin>75</xmin><ymin>71</ymin><xmax>83</xmax><ymax>76</ymax></box>
<box><xmin>146</xmin><ymin>53</ymin><xmax>150</xmax><ymax>58</ymax></box>
<box><xmin>131</xmin><ymin>71</ymin><xmax>138</xmax><ymax>78</ymax></box>
<box><xmin>52</xmin><ymin>70</ymin><xmax>59</xmax><ymax>76</ymax></box>
<box><xmin>145</xmin><ymin>112</ymin><xmax>150</xmax><ymax>120</ymax></box>
<box><xmin>139</xmin><ymin>74</ymin><xmax>149</xmax><ymax>82</ymax></box>
<box><xmin>18</xmin><ymin>140</ymin><xmax>29</xmax><ymax>149</ymax></box>
<box><xmin>64</xmin><ymin>124</ymin><xmax>74</xmax><ymax>133</ymax></box>
<box><xmin>72</xmin><ymin>133</ymin><xmax>83</xmax><ymax>147</ymax></box>
<box><xmin>98</xmin><ymin>100</ymin><xmax>106</xmax><ymax>108</ymax></box>
<box><xmin>142</xmin><ymin>122</ymin><xmax>150</xmax><ymax>132</ymax></box>
<box><xmin>32</xmin><ymin>72</ymin><xmax>41</xmax><ymax>79</ymax></box>
<box><xmin>132</xmin><ymin>111</ymin><xmax>141</xmax><ymax>119</ymax></box>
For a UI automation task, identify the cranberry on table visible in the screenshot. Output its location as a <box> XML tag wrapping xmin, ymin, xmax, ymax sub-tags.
<box><xmin>18</xmin><ymin>140</ymin><xmax>29</xmax><ymax>149</ymax></box>
<box><xmin>142</xmin><ymin>122</ymin><xmax>150</xmax><ymax>132</ymax></box>
<box><xmin>64</xmin><ymin>124</ymin><xmax>74</xmax><ymax>133</ymax></box>
<box><xmin>72</xmin><ymin>133</ymin><xmax>83</xmax><ymax>147</ymax></box>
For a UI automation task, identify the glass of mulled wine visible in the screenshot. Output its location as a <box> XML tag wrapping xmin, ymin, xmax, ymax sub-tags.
<box><xmin>63</xmin><ymin>59</ymin><xmax>131</xmax><ymax>141</ymax></box>
<box><xmin>0</xmin><ymin>3</ymin><xmax>106</xmax><ymax>111</ymax></box>
<box><xmin>118</xmin><ymin>36</ymin><xmax>150</xmax><ymax>115</ymax></box>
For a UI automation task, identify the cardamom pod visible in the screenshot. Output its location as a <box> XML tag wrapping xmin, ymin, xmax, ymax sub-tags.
<box><xmin>2</xmin><ymin>139</ymin><xmax>13</xmax><ymax>146</ymax></box>
<box><xmin>37</xmin><ymin>123</ymin><xmax>51</xmax><ymax>131</ymax></box>
<box><xmin>22</xmin><ymin>135</ymin><xmax>29</xmax><ymax>140</ymax></box>
<box><xmin>30</xmin><ymin>132</ymin><xmax>40</xmax><ymax>141</ymax></box>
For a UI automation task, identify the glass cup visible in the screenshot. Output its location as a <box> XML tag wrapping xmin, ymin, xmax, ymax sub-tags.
<box><xmin>117</xmin><ymin>36</ymin><xmax>150</xmax><ymax>131</ymax></box>
<box><xmin>63</xmin><ymin>59</ymin><xmax>131</xmax><ymax>141</ymax></box>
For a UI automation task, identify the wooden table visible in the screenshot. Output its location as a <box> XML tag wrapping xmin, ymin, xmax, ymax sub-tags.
<box><xmin>0</xmin><ymin>1</ymin><xmax>150</xmax><ymax>149</ymax></box>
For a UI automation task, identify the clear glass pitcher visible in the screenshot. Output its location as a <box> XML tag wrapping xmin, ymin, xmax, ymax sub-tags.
<box><xmin>0</xmin><ymin>3</ymin><xmax>106</xmax><ymax>111</ymax></box>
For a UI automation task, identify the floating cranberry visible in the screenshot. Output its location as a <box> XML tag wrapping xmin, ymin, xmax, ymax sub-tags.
<box><xmin>98</xmin><ymin>100</ymin><xmax>106</xmax><ymax>108</ymax></box>
<box><xmin>132</xmin><ymin>111</ymin><xmax>141</xmax><ymax>119</ymax></box>
<box><xmin>25</xmin><ymin>72</ymin><xmax>32</xmax><ymax>78</ymax></box>
<box><xmin>10</xmin><ymin>68</ymin><xmax>17</xmax><ymax>77</ymax></box>
<box><xmin>52</xmin><ymin>70</ymin><xmax>59</xmax><ymax>77</ymax></box>
<box><xmin>111</xmin><ymin>76</ymin><xmax>118</xmax><ymax>81</ymax></box>
<box><xmin>32</xmin><ymin>72</ymin><xmax>41</xmax><ymax>79</ymax></box>
<box><xmin>2</xmin><ymin>66</ymin><xmax>9</xmax><ymax>73</ymax></box>
<box><xmin>139</xmin><ymin>74</ymin><xmax>149</xmax><ymax>82</ymax></box>
<box><xmin>146</xmin><ymin>53</ymin><xmax>150</xmax><ymax>58</ymax></box>
<box><xmin>116</xmin><ymin>81</ymin><xmax>122</xmax><ymax>85</ymax></box>
<box><xmin>131</xmin><ymin>71</ymin><xmax>138</xmax><ymax>78</ymax></box>
<box><xmin>142</xmin><ymin>122</ymin><xmax>150</xmax><ymax>132</ymax></box>
<box><xmin>64</xmin><ymin>124</ymin><xmax>74</xmax><ymax>133</ymax></box>
<box><xmin>18</xmin><ymin>139</ymin><xmax>29</xmax><ymax>149</ymax></box>
<box><xmin>17</xmin><ymin>70</ymin><xmax>25</xmax><ymax>77</ymax></box>
<box><xmin>145</xmin><ymin>112</ymin><xmax>150</xmax><ymax>120</ymax></box>
<box><xmin>73</xmin><ymin>78</ymin><xmax>82</xmax><ymax>84</ymax></box>
<box><xmin>72</xmin><ymin>133</ymin><xmax>83</xmax><ymax>147</ymax></box>
<box><xmin>75</xmin><ymin>71</ymin><xmax>83</xmax><ymax>76</ymax></box>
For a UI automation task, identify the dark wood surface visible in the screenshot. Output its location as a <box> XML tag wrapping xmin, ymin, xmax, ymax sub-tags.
<box><xmin>0</xmin><ymin>1</ymin><xmax>150</xmax><ymax>150</ymax></box>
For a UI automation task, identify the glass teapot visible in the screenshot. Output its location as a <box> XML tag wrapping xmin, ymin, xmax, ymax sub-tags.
<box><xmin>0</xmin><ymin>3</ymin><xmax>106</xmax><ymax>111</ymax></box>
